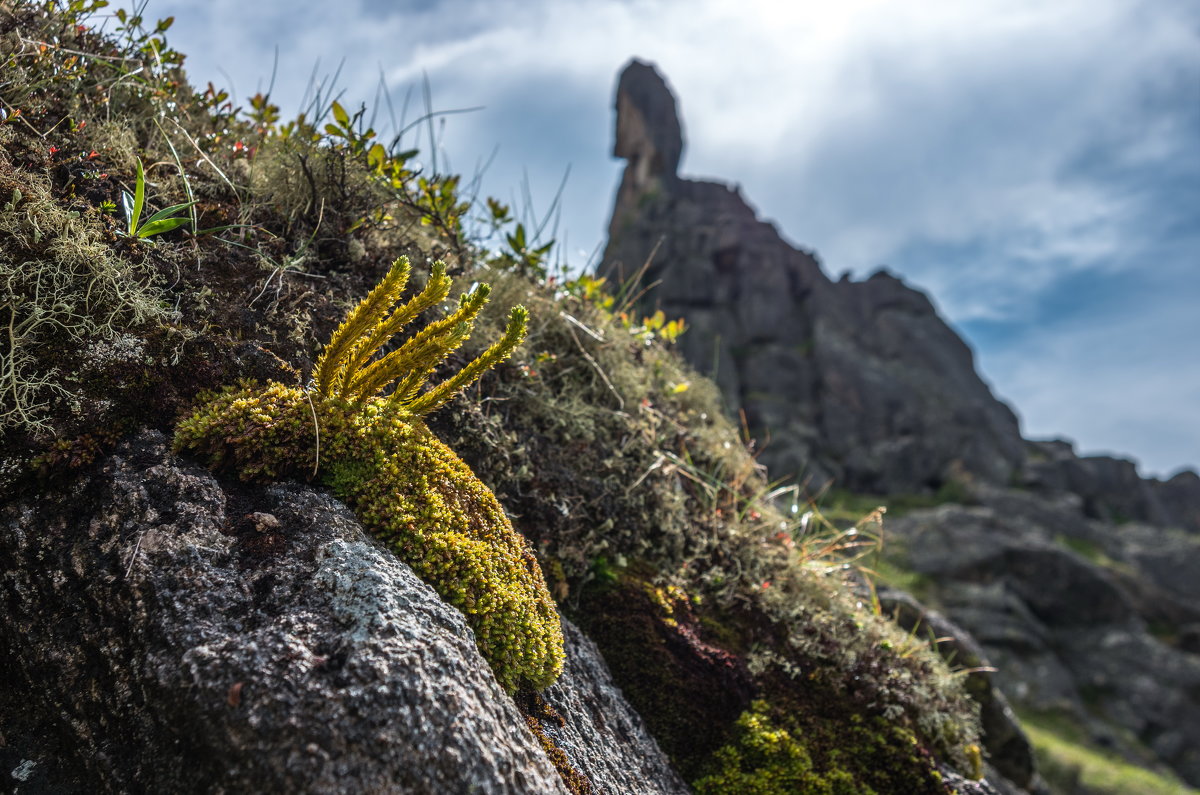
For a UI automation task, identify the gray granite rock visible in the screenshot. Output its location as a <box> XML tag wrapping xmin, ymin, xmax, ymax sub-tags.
<box><xmin>0</xmin><ymin>430</ymin><xmax>678</xmax><ymax>794</ymax></box>
<box><xmin>888</xmin><ymin>499</ymin><xmax>1200</xmax><ymax>786</ymax></box>
<box><xmin>1157</xmin><ymin>469</ymin><xmax>1200</xmax><ymax>533</ymax></box>
<box><xmin>543</xmin><ymin>620</ymin><xmax>690</xmax><ymax>794</ymax></box>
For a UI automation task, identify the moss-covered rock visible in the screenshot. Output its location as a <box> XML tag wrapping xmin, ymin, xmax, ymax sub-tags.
<box><xmin>173</xmin><ymin>259</ymin><xmax>565</xmax><ymax>694</ymax></box>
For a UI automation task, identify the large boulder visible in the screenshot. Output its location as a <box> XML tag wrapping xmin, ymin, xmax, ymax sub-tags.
<box><xmin>0</xmin><ymin>431</ymin><xmax>685</xmax><ymax>794</ymax></box>
<box><xmin>1156</xmin><ymin>469</ymin><xmax>1200</xmax><ymax>533</ymax></box>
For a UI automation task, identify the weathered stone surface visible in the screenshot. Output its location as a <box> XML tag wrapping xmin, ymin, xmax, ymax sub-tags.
<box><xmin>1020</xmin><ymin>439</ymin><xmax>1168</xmax><ymax>525</ymax></box>
<box><xmin>939</xmin><ymin>767</ymin><xmax>1003</xmax><ymax>795</ymax></box>
<box><xmin>610</xmin><ymin>59</ymin><xmax>684</xmax><ymax>206</ymax></box>
<box><xmin>887</xmin><ymin>497</ymin><xmax>1200</xmax><ymax>786</ymax></box>
<box><xmin>1157</xmin><ymin>469</ymin><xmax>1200</xmax><ymax>533</ymax></box>
<box><xmin>543</xmin><ymin>620</ymin><xmax>690</xmax><ymax>795</ymax></box>
<box><xmin>601</xmin><ymin>60</ymin><xmax>1024</xmax><ymax>495</ymax></box>
<box><xmin>0</xmin><ymin>431</ymin><xmax>680</xmax><ymax>794</ymax></box>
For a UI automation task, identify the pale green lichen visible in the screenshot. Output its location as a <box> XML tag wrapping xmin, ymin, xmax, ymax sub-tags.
<box><xmin>174</xmin><ymin>256</ymin><xmax>564</xmax><ymax>693</ymax></box>
<box><xmin>0</xmin><ymin>145</ymin><xmax>167</xmax><ymax>434</ymax></box>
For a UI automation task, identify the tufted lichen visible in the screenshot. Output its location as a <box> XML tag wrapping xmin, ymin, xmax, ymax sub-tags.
<box><xmin>174</xmin><ymin>256</ymin><xmax>564</xmax><ymax>693</ymax></box>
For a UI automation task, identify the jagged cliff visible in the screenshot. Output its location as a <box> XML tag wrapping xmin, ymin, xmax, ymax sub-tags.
<box><xmin>601</xmin><ymin>58</ymin><xmax>1200</xmax><ymax>792</ymax></box>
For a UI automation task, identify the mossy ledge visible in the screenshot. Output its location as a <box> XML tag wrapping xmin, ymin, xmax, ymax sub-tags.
<box><xmin>173</xmin><ymin>258</ymin><xmax>564</xmax><ymax>694</ymax></box>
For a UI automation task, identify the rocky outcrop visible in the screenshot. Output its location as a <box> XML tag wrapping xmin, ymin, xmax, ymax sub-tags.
<box><xmin>1021</xmin><ymin>438</ymin><xmax>1200</xmax><ymax>532</ymax></box>
<box><xmin>0</xmin><ymin>431</ymin><xmax>684</xmax><ymax>794</ymax></box>
<box><xmin>599</xmin><ymin>58</ymin><xmax>1200</xmax><ymax>791</ymax></box>
<box><xmin>886</xmin><ymin>490</ymin><xmax>1200</xmax><ymax>786</ymax></box>
<box><xmin>1157</xmin><ymin>469</ymin><xmax>1200</xmax><ymax>534</ymax></box>
<box><xmin>601</xmin><ymin>60</ymin><xmax>1025</xmax><ymax>495</ymax></box>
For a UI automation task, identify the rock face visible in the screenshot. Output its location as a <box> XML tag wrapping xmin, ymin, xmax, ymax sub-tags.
<box><xmin>0</xmin><ymin>431</ymin><xmax>684</xmax><ymax>794</ymax></box>
<box><xmin>601</xmin><ymin>59</ymin><xmax>1026</xmax><ymax>495</ymax></box>
<box><xmin>1021</xmin><ymin>438</ymin><xmax>1200</xmax><ymax>532</ymax></box>
<box><xmin>543</xmin><ymin>622</ymin><xmax>690</xmax><ymax>794</ymax></box>
<box><xmin>887</xmin><ymin>488</ymin><xmax>1200</xmax><ymax>786</ymax></box>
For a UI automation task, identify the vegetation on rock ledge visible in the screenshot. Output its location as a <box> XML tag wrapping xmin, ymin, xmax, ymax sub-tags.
<box><xmin>174</xmin><ymin>257</ymin><xmax>564</xmax><ymax>693</ymax></box>
<box><xmin>2</xmin><ymin>1</ymin><xmax>988</xmax><ymax>790</ymax></box>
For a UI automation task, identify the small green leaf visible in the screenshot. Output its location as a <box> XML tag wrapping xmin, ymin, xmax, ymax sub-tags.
<box><xmin>331</xmin><ymin>101</ymin><xmax>349</xmax><ymax>126</ymax></box>
<box><xmin>120</xmin><ymin>190</ymin><xmax>135</xmax><ymax>226</ymax></box>
<box><xmin>129</xmin><ymin>157</ymin><xmax>146</xmax><ymax>235</ymax></box>
<box><xmin>367</xmin><ymin>142</ymin><xmax>386</xmax><ymax>169</ymax></box>
<box><xmin>143</xmin><ymin>201</ymin><xmax>197</xmax><ymax>225</ymax></box>
<box><xmin>137</xmin><ymin>217</ymin><xmax>192</xmax><ymax>238</ymax></box>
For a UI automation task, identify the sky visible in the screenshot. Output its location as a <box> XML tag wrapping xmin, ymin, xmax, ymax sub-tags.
<box><xmin>110</xmin><ymin>0</ymin><xmax>1198</xmax><ymax>477</ymax></box>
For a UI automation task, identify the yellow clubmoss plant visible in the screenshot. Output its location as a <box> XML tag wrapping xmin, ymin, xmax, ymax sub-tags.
<box><xmin>174</xmin><ymin>256</ymin><xmax>564</xmax><ymax>693</ymax></box>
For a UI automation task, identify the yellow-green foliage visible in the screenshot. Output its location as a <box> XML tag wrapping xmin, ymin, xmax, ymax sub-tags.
<box><xmin>693</xmin><ymin>700</ymin><xmax>950</xmax><ymax>795</ymax></box>
<box><xmin>692</xmin><ymin>702</ymin><xmax>861</xmax><ymax>795</ymax></box>
<box><xmin>174</xmin><ymin>257</ymin><xmax>563</xmax><ymax>693</ymax></box>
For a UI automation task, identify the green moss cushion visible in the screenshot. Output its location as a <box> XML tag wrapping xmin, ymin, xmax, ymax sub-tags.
<box><xmin>175</xmin><ymin>382</ymin><xmax>564</xmax><ymax>693</ymax></box>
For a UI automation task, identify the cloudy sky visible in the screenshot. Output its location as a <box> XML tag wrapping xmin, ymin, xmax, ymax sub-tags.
<box><xmin>113</xmin><ymin>0</ymin><xmax>1198</xmax><ymax>476</ymax></box>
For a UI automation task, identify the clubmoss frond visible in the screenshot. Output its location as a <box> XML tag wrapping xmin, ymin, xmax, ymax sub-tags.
<box><xmin>332</xmin><ymin>260</ymin><xmax>452</xmax><ymax>395</ymax></box>
<box><xmin>346</xmin><ymin>283</ymin><xmax>491</xmax><ymax>403</ymax></box>
<box><xmin>382</xmin><ymin>320</ymin><xmax>473</xmax><ymax>407</ymax></box>
<box><xmin>312</xmin><ymin>260</ymin><xmax>526</xmax><ymax>418</ymax></box>
<box><xmin>405</xmin><ymin>305</ymin><xmax>528</xmax><ymax>416</ymax></box>
<box><xmin>314</xmin><ymin>256</ymin><xmax>412</xmax><ymax>396</ymax></box>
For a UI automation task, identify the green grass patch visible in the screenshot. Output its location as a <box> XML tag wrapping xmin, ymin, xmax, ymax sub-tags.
<box><xmin>1054</xmin><ymin>535</ymin><xmax>1116</xmax><ymax>567</ymax></box>
<box><xmin>1021</xmin><ymin>714</ymin><xmax>1198</xmax><ymax>795</ymax></box>
<box><xmin>819</xmin><ymin>483</ymin><xmax>970</xmax><ymax>524</ymax></box>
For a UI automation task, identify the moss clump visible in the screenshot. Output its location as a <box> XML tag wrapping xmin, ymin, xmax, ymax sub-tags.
<box><xmin>694</xmin><ymin>700</ymin><xmax>950</xmax><ymax>795</ymax></box>
<box><xmin>692</xmin><ymin>701</ymin><xmax>859</xmax><ymax>794</ymax></box>
<box><xmin>174</xmin><ymin>258</ymin><xmax>564</xmax><ymax>693</ymax></box>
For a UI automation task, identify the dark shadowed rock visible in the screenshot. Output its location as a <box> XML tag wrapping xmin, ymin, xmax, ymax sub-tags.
<box><xmin>612</xmin><ymin>60</ymin><xmax>683</xmax><ymax>190</ymax></box>
<box><xmin>0</xmin><ymin>431</ymin><xmax>682</xmax><ymax>794</ymax></box>
<box><xmin>1020</xmin><ymin>439</ymin><xmax>1173</xmax><ymax>526</ymax></box>
<box><xmin>887</xmin><ymin>498</ymin><xmax>1200</xmax><ymax>785</ymax></box>
<box><xmin>601</xmin><ymin>60</ymin><xmax>1024</xmax><ymax>495</ymax></box>
<box><xmin>1157</xmin><ymin>469</ymin><xmax>1200</xmax><ymax>533</ymax></box>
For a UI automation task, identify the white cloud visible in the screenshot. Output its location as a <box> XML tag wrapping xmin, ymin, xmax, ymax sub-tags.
<box><xmin>980</xmin><ymin>297</ymin><xmax>1200</xmax><ymax>477</ymax></box>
